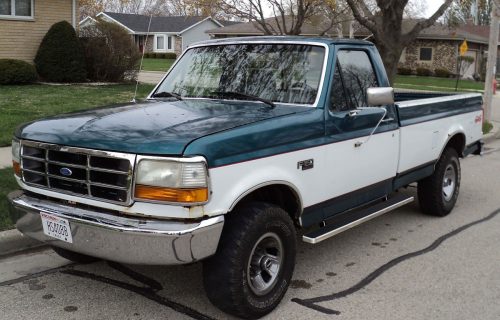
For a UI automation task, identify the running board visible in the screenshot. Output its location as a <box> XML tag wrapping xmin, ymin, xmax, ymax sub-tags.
<box><xmin>303</xmin><ymin>194</ymin><xmax>414</xmax><ymax>244</ymax></box>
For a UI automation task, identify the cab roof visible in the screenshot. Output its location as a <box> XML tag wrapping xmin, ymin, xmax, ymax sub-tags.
<box><xmin>191</xmin><ymin>36</ymin><xmax>374</xmax><ymax>47</ymax></box>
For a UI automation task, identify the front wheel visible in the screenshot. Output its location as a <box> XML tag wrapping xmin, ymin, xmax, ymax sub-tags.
<box><xmin>203</xmin><ymin>202</ymin><xmax>296</xmax><ymax>319</ymax></box>
<box><xmin>418</xmin><ymin>148</ymin><xmax>461</xmax><ymax>216</ymax></box>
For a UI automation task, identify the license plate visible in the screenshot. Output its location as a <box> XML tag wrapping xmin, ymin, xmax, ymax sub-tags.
<box><xmin>40</xmin><ymin>212</ymin><xmax>73</xmax><ymax>243</ymax></box>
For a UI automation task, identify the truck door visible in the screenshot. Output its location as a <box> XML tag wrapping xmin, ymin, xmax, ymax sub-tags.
<box><xmin>322</xmin><ymin>48</ymin><xmax>400</xmax><ymax>219</ymax></box>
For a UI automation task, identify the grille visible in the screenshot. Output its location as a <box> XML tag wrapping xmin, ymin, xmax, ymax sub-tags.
<box><xmin>20</xmin><ymin>141</ymin><xmax>136</xmax><ymax>205</ymax></box>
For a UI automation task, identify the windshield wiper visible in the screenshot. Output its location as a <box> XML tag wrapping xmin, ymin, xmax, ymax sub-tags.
<box><xmin>210</xmin><ymin>91</ymin><xmax>275</xmax><ymax>108</ymax></box>
<box><xmin>151</xmin><ymin>91</ymin><xmax>183</xmax><ymax>100</ymax></box>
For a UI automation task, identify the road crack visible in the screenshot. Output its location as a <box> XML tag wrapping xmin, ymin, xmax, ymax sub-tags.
<box><xmin>292</xmin><ymin>207</ymin><xmax>500</xmax><ymax>315</ymax></box>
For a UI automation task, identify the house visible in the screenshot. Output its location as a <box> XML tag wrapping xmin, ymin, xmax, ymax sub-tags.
<box><xmin>80</xmin><ymin>12</ymin><xmax>226</xmax><ymax>57</ymax></box>
<box><xmin>208</xmin><ymin>18</ymin><xmax>499</xmax><ymax>79</ymax></box>
<box><xmin>352</xmin><ymin>21</ymin><xmax>497</xmax><ymax>79</ymax></box>
<box><xmin>206</xmin><ymin>16</ymin><xmax>337</xmax><ymax>38</ymax></box>
<box><xmin>0</xmin><ymin>0</ymin><xmax>78</xmax><ymax>62</ymax></box>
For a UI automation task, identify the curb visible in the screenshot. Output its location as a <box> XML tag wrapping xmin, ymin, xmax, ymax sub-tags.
<box><xmin>0</xmin><ymin>229</ymin><xmax>45</xmax><ymax>257</ymax></box>
<box><xmin>483</xmin><ymin>124</ymin><xmax>500</xmax><ymax>144</ymax></box>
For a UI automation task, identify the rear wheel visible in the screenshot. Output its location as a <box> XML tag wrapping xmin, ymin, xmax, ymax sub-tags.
<box><xmin>51</xmin><ymin>246</ymin><xmax>99</xmax><ymax>264</ymax></box>
<box><xmin>203</xmin><ymin>202</ymin><xmax>296</xmax><ymax>319</ymax></box>
<box><xmin>418</xmin><ymin>148</ymin><xmax>461</xmax><ymax>216</ymax></box>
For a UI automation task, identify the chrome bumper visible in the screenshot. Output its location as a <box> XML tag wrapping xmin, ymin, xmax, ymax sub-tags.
<box><xmin>9</xmin><ymin>191</ymin><xmax>224</xmax><ymax>265</ymax></box>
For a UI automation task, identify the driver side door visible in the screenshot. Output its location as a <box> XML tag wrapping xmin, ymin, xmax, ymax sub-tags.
<box><xmin>321</xmin><ymin>48</ymin><xmax>400</xmax><ymax>219</ymax></box>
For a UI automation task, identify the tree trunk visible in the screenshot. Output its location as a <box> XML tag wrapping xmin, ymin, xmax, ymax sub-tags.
<box><xmin>377</xmin><ymin>42</ymin><xmax>404</xmax><ymax>86</ymax></box>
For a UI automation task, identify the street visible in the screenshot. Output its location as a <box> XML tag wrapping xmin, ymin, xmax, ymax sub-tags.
<box><xmin>1</xmin><ymin>137</ymin><xmax>500</xmax><ymax>320</ymax></box>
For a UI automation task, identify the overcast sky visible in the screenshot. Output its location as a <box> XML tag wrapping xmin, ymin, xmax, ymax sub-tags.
<box><xmin>424</xmin><ymin>0</ymin><xmax>446</xmax><ymax>17</ymax></box>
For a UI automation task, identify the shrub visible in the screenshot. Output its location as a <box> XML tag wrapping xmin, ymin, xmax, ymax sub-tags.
<box><xmin>157</xmin><ymin>53</ymin><xmax>166</xmax><ymax>59</ymax></box>
<box><xmin>397</xmin><ymin>67</ymin><xmax>412</xmax><ymax>75</ymax></box>
<box><xmin>0</xmin><ymin>59</ymin><xmax>37</xmax><ymax>84</ymax></box>
<box><xmin>434</xmin><ymin>68</ymin><xmax>451</xmax><ymax>78</ymax></box>
<box><xmin>165</xmin><ymin>52</ymin><xmax>177</xmax><ymax>59</ymax></box>
<box><xmin>80</xmin><ymin>20</ymin><xmax>141</xmax><ymax>82</ymax></box>
<box><xmin>416</xmin><ymin>67</ymin><xmax>433</xmax><ymax>76</ymax></box>
<box><xmin>35</xmin><ymin>21</ymin><xmax>86</xmax><ymax>82</ymax></box>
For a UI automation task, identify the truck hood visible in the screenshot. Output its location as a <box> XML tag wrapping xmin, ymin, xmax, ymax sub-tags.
<box><xmin>16</xmin><ymin>99</ymin><xmax>308</xmax><ymax>155</ymax></box>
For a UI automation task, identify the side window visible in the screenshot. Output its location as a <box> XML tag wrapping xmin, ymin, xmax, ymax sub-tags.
<box><xmin>336</xmin><ymin>50</ymin><xmax>378</xmax><ymax>109</ymax></box>
<box><xmin>329</xmin><ymin>62</ymin><xmax>350</xmax><ymax>112</ymax></box>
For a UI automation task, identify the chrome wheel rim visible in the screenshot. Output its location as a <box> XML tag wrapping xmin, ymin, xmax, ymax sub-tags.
<box><xmin>247</xmin><ymin>232</ymin><xmax>283</xmax><ymax>296</ymax></box>
<box><xmin>442</xmin><ymin>164</ymin><xmax>456</xmax><ymax>202</ymax></box>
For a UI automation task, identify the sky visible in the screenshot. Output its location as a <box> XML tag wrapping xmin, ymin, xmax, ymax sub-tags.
<box><xmin>425</xmin><ymin>0</ymin><xmax>446</xmax><ymax>17</ymax></box>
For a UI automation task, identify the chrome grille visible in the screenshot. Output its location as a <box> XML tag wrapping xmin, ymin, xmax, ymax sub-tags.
<box><xmin>20</xmin><ymin>140</ymin><xmax>136</xmax><ymax>205</ymax></box>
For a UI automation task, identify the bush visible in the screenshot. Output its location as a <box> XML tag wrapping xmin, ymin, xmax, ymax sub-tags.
<box><xmin>142</xmin><ymin>52</ymin><xmax>176</xmax><ymax>59</ymax></box>
<box><xmin>0</xmin><ymin>59</ymin><xmax>37</xmax><ymax>84</ymax></box>
<box><xmin>434</xmin><ymin>68</ymin><xmax>451</xmax><ymax>78</ymax></box>
<box><xmin>165</xmin><ymin>52</ymin><xmax>177</xmax><ymax>59</ymax></box>
<box><xmin>35</xmin><ymin>21</ymin><xmax>86</xmax><ymax>82</ymax></box>
<box><xmin>416</xmin><ymin>67</ymin><xmax>433</xmax><ymax>76</ymax></box>
<box><xmin>397</xmin><ymin>67</ymin><xmax>412</xmax><ymax>75</ymax></box>
<box><xmin>80</xmin><ymin>20</ymin><xmax>141</xmax><ymax>82</ymax></box>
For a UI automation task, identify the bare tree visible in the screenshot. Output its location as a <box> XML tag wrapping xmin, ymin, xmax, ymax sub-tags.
<box><xmin>218</xmin><ymin>0</ymin><xmax>341</xmax><ymax>35</ymax></box>
<box><xmin>346</xmin><ymin>0</ymin><xmax>454</xmax><ymax>84</ymax></box>
<box><xmin>445</xmin><ymin>0</ymin><xmax>492</xmax><ymax>26</ymax></box>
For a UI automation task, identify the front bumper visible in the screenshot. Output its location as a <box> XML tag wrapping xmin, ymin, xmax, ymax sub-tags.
<box><xmin>8</xmin><ymin>191</ymin><xmax>224</xmax><ymax>265</ymax></box>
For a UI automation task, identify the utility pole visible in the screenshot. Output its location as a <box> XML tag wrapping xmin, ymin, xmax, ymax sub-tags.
<box><xmin>484</xmin><ymin>0</ymin><xmax>500</xmax><ymax>123</ymax></box>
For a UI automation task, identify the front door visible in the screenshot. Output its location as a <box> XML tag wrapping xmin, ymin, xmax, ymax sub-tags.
<box><xmin>322</xmin><ymin>48</ymin><xmax>399</xmax><ymax>219</ymax></box>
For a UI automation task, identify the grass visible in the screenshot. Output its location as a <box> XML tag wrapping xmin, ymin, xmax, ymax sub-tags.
<box><xmin>394</xmin><ymin>75</ymin><xmax>485</xmax><ymax>92</ymax></box>
<box><xmin>140</xmin><ymin>58</ymin><xmax>175</xmax><ymax>72</ymax></box>
<box><xmin>0</xmin><ymin>167</ymin><xmax>19</xmax><ymax>231</ymax></box>
<box><xmin>483</xmin><ymin>121</ymin><xmax>493</xmax><ymax>134</ymax></box>
<box><xmin>0</xmin><ymin>83</ymin><xmax>156</xmax><ymax>146</ymax></box>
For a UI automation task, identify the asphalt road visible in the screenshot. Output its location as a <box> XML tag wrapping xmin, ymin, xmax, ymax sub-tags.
<box><xmin>1</xmin><ymin>138</ymin><xmax>500</xmax><ymax>320</ymax></box>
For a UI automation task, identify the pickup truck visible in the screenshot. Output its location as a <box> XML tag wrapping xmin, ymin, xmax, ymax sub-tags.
<box><xmin>9</xmin><ymin>37</ymin><xmax>483</xmax><ymax>319</ymax></box>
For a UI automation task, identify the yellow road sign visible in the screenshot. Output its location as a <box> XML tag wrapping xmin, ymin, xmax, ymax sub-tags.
<box><xmin>460</xmin><ymin>40</ymin><xmax>468</xmax><ymax>56</ymax></box>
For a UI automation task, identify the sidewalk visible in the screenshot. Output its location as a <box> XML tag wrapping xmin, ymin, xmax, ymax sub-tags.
<box><xmin>138</xmin><ymin>71</ymin><xmax>164</xmax><ymax>84</ymax></box>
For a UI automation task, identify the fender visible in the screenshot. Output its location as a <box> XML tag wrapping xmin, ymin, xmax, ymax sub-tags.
<box><xmin>227</xmin><ymin>180</ymin><xmax>303</xmax><ymax>213</ymax></box>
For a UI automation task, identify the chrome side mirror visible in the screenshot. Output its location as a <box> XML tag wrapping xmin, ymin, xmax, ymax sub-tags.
<box><xmin>367</xmin><ymin>87</ymin><xmax>394</xmax><ymax>106</ymax></box>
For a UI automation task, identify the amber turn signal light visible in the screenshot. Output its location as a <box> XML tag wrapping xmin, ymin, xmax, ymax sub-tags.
<box><xmin>134</xmin><ymin>184</ymin><xmax>208</xmax><ymax>203</ymax></box>
<box><xmin>12</xmin><ymin>161</ymin><xmax>21</xmax><ymax>177</ymax></box>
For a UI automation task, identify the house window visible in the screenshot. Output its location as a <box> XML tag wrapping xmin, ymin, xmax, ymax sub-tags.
<box><xmin>419</xmin><ymin>47</ymin><xmax>433</xmax><ymax>61</ymax></box>
<box><xmin>156</xmin><ymin>35</ymin><xmax>165</xmax><ymax>51</ymax></box>
<box><xmin>154</xmin><ymin>35</ymin><xmax>174</xmax><ymax>52</ymax></box>
<box><xmin>0</xmin><ymin>0</ymin><xmax>33</xmax><ymax>19</ymax></box>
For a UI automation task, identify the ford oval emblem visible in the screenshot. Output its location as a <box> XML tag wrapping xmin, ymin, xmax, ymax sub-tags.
<box><xmin>60</xmin><ymin>167</ymin><xmax>73</xmax><ymax>176</ymax></box>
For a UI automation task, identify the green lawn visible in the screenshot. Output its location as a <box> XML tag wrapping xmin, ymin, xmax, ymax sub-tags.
<box><xmin>140</xmin><ymin>58</ymin><xmax>175</xmax><ymax>72</ymax></box>
<box><xmin>394</xmin><ymin>75</ymin><xmax>485</xmax><ymax>92</ymax></box>
<box><xmin>0</xmin><ymin>167</ymin><xmax>20</xmax><ymax>231</ymax></box>
<box><xmin>0</xmin><ymin>83</ymin><xmax>155</xmax><ymax>147</ymax></box>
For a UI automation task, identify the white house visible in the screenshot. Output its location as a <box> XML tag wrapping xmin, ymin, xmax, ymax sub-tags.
<box><xmin>80</xmin><ymin>12</ymin><xmax>225</xmax><ymax>56</ymax></box>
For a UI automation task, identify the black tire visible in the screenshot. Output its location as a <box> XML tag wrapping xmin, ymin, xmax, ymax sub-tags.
<box><xmin>418</xmin><ymin>148</ymin><xmax>461</xmax><ymax>216</ymax></box>
<box><xmin>203</xmin><ymin>202</ymin><xmax>296</xmax><ymax>319</ymax></box>
<box><xmin>51</xmin><ymin>246</ymin><xmax>99</xmax><ymax>264</ymax></box>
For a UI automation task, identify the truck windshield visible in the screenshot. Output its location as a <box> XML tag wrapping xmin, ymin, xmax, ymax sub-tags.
<box><xmin>153</xmin><ymin>43</ymin><xmax>326</xmax><ymax>105</ymax></box>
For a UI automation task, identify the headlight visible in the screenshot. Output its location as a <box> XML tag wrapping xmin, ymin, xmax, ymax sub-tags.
<box><xmin>134</xmin><ymin>158</ymin><xmax>209</xmax><ymax>203</ymax></box>
<box><xmin>11</xmin><ymin>139</ymin><xmax>21</xmax><ymax>176</ymax></box>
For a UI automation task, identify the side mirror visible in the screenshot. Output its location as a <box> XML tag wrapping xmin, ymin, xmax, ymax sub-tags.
<box><xmin>367</xmin><ymin>87</ymin><xmax>394</xmax><ymax>106</ymax></box>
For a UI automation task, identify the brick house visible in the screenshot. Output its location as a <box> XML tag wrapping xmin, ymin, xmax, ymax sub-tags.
<box><xmin>0</xmin><ymin>0</ymin><xmax>78</xmax><ymax>62</ymax></box>
<box><xmin>80</xmin><ymin>12</ymin><xmax>228</xmax><ymax>57</ymax></box>
<box><xmin>352</xmin><ymin>21</ymin><xmax>499</xmax><ymax>79</ymax></box>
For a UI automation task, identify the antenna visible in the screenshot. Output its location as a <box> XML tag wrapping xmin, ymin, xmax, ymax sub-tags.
<box><xmin>132</xmin><ymin>14</ymin><xmax>153</xmax><ymax>103</ymax></box>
